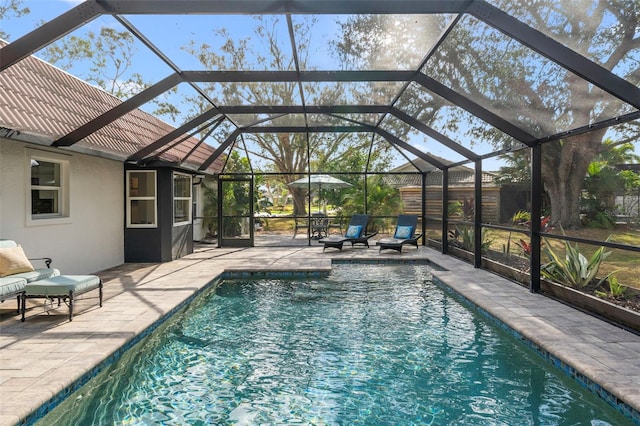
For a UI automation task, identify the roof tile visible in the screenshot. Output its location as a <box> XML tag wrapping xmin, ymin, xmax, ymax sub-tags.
<box><xmin>0</xmin><ymin>40</ymin><xmax>224</xmax><ymax>173</ymax></box>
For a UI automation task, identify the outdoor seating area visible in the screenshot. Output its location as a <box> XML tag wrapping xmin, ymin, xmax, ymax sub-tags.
<box><xmin>319</xmin><ymin>214</ymin><xmax>378</xmax><ymax>251</ymax></box>
<box><xmin>377</xmin><ymin>214</ymin><xmax>423</xmax><ymax>253</ymax></box>
<box><xmin>2</xmin><ymin>245</ymin><xmax>640</xmax><ymax>425</ymax></box>
<box><xmin>1</xmin><ymin>0</ymin><xmax>640</xmax><ymax>424</ymax></box>
<box><xmin>0</xmin><ymin>240</ymin><xmax>102</xmax><ymax>322</ymax></box>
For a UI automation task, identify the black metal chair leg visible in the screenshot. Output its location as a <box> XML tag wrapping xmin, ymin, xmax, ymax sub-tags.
<box><xmin>68</xmin><ymin>290</ymin><xmax>73</xmax><ymax>321</ymax></box>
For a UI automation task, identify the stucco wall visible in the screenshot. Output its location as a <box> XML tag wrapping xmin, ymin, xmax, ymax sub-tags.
<box><xmin>0</xmin><ymin>139</ymin><xmax>124</xmax><ymax>274</ymax></box>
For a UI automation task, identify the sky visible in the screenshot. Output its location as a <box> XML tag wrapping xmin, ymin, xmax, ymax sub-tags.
<box><xmin>2</xmin><ymin>1</ymin><xmax>639</xmax><ymax>171</ymax></box>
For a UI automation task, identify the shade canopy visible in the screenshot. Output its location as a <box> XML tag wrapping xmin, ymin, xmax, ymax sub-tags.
<box><xmin>288</xmin><ymin>175</ymin><xmax>352</xmax><ymax>190</ymax></box>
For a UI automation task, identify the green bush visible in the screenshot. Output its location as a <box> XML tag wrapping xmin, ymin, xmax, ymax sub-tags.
<box><xmin>595</xmin><ymin>274</ymin><xmax>626</xmax><ymax>299</ymax></box>
<box><xmin>585</xmin><ymin>211</ymin><xmax>616</xmax><ymax>229</ymax></box>
<box><xmin>511</xmin><ymin>210</ymin><xmax>531</xmax><ymax>225</ymax></box>
<box><xmin>451</xmin><ymin>225</ymin><xmax>493</xmax><ymax>253</ymax></box>
<box><xmin>541</xmin><ymin>238</ymin><xmax>612</xmax><ymax>288</ymax></box>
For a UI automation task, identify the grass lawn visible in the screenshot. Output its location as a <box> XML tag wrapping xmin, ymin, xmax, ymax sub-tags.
<box><xmin>257</xmin><ymin>216</ymin><xmax>639</xmax><ymax>289</ymax></box>
<box><xmin>485</xmin><ymin>227</ymin><xmax>640</xmax><ymax>289</ymax></box>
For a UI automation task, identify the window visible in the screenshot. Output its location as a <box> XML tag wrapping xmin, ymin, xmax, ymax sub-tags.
<box><xmin>173</xmin><ymin>173</ymin><xmax>192</xmax><ymax>225</ymax></box>
<box><xmin>127</xmin><ymin>170</ymin><xmax>156</xmax><ymax>227</ymax></box>
<box><xmin>29</xmin><ymin>155</ymin><xmax>69</xmax><ymax>222</ymax></box>
<box><xmin>192</xmin><ymin>184</ymin><xmax>199</xmax><ymax>221</ymax></box>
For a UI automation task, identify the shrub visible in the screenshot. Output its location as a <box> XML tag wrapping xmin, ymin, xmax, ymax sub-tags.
<box><xmin>511</xmin><ymin>210</ymin><xmax>531</xmax><ymax>225</ymax></box>
<box><xmin>585</xmin><ymin>211</ymin><xmax>616</xmax><ymax>229</ymax></box>
<box><xmin>450</xmin><ymin>225</ymin><xmax>493</xmax><ymax>253</ymax></box>
<box><xmin>595</xmin><ymin>274</ymin><xmax>626</xmax><ymax>299</ymax></box>
<box><xmin>541</xmin><ymin>238</ymin><xmax>612</xmax><ymax>288</ymax></box>
<box><xmin>515</xmin><ymin>239</ymin><xmax>544</xmax><ymax>258</ymax></box>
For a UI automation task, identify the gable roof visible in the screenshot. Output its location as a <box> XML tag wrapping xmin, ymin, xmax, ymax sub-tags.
<box><xmin>389</xmin><ymin>155</ymin><xmax>496</xmax><ymax>186</ymax></box>
<box><xmin>0</xmin><ymin>40</ymin><xmax>222</xmax><ymax>173</ymax></box>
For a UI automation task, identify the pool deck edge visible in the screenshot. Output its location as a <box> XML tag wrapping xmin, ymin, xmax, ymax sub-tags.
<box><xmin>1</xmin><ymin>245</ymin><xmax>640</xmax><ymax>425</ymax></box>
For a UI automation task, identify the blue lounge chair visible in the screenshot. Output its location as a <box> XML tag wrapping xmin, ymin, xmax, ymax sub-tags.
<box><xmin>319</xmin><ymin>214</ymin><xmax>377</xmax><ymax>251</ymax></box>
<box><xmin>376</xmin><ymin>214</ymin><xmax>423</xmax><ymax>253</ymax></box>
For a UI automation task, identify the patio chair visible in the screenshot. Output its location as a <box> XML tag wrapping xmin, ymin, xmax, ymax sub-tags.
<box><xmin>311</xmin><ymin>213</ymin><xmax>329</xmax><ymax>239</ymax></box>
<box><xmin>292</xmin><ymin>216</ymin><xmax>309</xmax><ymax>239</ymax></box>
<box><xmin>319</xmin><ymin>214</ymin><xmax>377</xmax><ymax>251</ymax></box>
<box><xmin>376</xmin><ymin>214</ymin><xmax>423</xmax><ymax>253</ymax></box>
<box><xmin>0</xmin><ymin>239</ymin><xmax>58</xmax><ymax>315</ymax></box>
<box><xmin>326</xmin><ymin>211</ymin><xmax>344</xmax><ymax>236</ymax></box>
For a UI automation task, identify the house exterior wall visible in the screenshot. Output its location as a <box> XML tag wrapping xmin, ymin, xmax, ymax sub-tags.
<box><xmin>124</xmin><ymin>165</ymin><xmax>193</xmax><ymax>262</ymax></box>
<box><xmin>0</xmin><ymin>138</ymin><xmax>124</xmax><ymax>274</ymax></box>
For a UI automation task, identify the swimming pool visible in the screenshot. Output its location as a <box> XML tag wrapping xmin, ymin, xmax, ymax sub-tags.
<box><xmin>37</xmin><ymin>264</ymin><xmax>632</xmax><ymax>425</ymax></box>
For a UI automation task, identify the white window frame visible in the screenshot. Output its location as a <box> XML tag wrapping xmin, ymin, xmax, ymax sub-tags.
<box><xmin>127</xmin><ymin>170</ymin><xmax>157</xmax><ymax>228</ymax></box>
<box><xmin>192</xmin><ymin>183</ymin><xmax>199</xmax><ymax>221</ymax></box>
<box><xmin>27</xmin><ymin>151</ymin><xmax>70</xmax><ymax>226</ymax></box>
<box><xmin>173</xmin><ymin>172</ymin><xmax>192</xmax><ymax>226</ymax></box>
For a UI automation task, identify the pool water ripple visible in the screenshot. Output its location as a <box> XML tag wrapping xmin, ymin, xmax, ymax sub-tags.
<box><xmin>38</xmin><ymin>265</ymin><xmax>632</xmax><ymax>425</ymax></box>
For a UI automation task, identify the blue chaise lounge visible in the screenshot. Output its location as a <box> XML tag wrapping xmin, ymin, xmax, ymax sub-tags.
<box><xmin>376</xmin><ymin>214</ymin><xmax>423</xmax><ymax>253</ymax></box>
<box><xmin>319</xmin><ymin>214</ymin><xmax>378</xmax><ymax>251</ymax></box>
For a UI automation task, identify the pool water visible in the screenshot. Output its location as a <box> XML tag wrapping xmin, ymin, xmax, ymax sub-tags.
<box><xmin>38</xmin><ymin>265</ymin><xmax>632</xmax><ymax>425</ymax></box>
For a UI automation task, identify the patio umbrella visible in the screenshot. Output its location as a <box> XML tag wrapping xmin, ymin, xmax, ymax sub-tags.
<box><xmin>288</xmin><ymin>174</ymin><xmax>352</xmax><ymax>212</ymax></box>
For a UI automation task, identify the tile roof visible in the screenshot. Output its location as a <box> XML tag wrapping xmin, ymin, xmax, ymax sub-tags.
<box><xmin>0</xmin><ymin>40</ymin><xmax>223</xmax><ymax>173</ymax></box>
<box><xmin>384</xmin><ymin>170</ymin><xmax>496</xmax><ymax>187</ymax></box>
<box><xmin>388</xmin><ymin>156</ymin><xmax>496</xmax><ymax>186</ymax></box>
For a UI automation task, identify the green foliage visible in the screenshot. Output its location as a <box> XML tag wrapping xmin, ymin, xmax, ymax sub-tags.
<box><xmin>0</xmin><ymin>0</ymin><xmax>29</xmax><ymax>40</ymax></box>
<box><xmin>582</xmin><ymin>140</ymin><xmax>640</xmax><ymax>225</ymax></box>
<box><xmin>541</xmin><ymin>238</ymin><xmax>612</xmax><ymax>288</ymax></box>
<box><xmin>363</xmin><ymin>175</ymin><xmax>402</xmax><ymax>231</ymax></box>
<box><xmin>461</xmin><ymin>198</ymin><xmax>474</xmax><ymax>221</ymax></box>
<box><xmin>450</xmin><ymin>225</ymin><xmax>493</xmax><ymax>253</ymax></box>
<box><xmin>218</xmin><ymin>151</ymin><xmax>260</xmax><ymax>237</ymax></box>
<box><xmin>201</xmin><ymin>180</ymin><xmax>218</xmax><ymax>238</ymax></box>
<box><xmin>584</xmin><ymin>211</ymin><xmax>615</xmax><ymax>229</ymax></box>
<box><xmin>595</xmin><ymin>274</ymin><xmax>626</xmax><ymax>299</ymax></box>
<box><xmin>511</xmin><ymin>210</ymin><xmax>531</xmax><ymax>225</ymax></box>
<box><xmin>447</xmin><ymin>201</ymin><xmax>462</xmax><ymax>218</ymax></box>
<box><xmin>40</xmin><ymin>27</ymin><xmax>148</xmax><ymax>99</ymax></box>
<box><xmin>493</xmin><ymin>151</ymin><xmax>531</xmax><ymax>184</ymax></box>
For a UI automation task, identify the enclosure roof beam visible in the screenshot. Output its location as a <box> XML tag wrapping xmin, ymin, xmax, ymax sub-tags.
<box><xmin>53</xmin><ymin>73</ymin><xmax>184</xmax><ymax>147</ymax></box>
<box><xmin>180</xmin><ymin>117</ymin><xmax>226</xmax><ymax>164</ymax></box>
<box><xmin>114</xmin><ymin>16</ymin><xmax>222</xmax><ymax>113</ymax></box>
<box><xmin>0</xmin><ymin>1</ymin><xmax>106</xmax><ymax>71</ymax></box>
<box><xmin>181</xmin><ymin>70</ymin><xmax>417</xmax><ymax>83</ymax></box>
<box><xmin>413</xmin><ymin>73</ymin><xmax>537</xmax><ymax>144</ymax></box>
<box><xmin>218</xmin><ymin>105</ymin><xmax>391</xmax><ymax>115</ymax></box>
<box><xmin>240</xmin><ymin>125</ymin><xmax>372</xmax><ymax>133</ymax></box>
<box><xmin>468</xmin><ymin>1</ymin><xmax>640</xmax><ymax>110</ymax></box>
<box><xmin>533</xmin><ymin>110</ymin><xmax>640</xmax><ymax>146</ymax></box>
<box><xmin>0</xmin><ymin>0</ymin><xmax>471</xmax><ymax>72</ymax></box>
<box><xmin>127</xmin><ymin>108</ymin><xmax>223</xmax><ymax>163</ymax></box>
<box><xmin>237</xmin><ymin>124</ymin><xmax>446</xmax><ymax>169</ymax></box>
<box><xmin>90</xmin><ymin>0</ymin><xmax>473</xmax><ymax>15</ymax></box>
<box><xmin>374</xmin><ymin>128</ymin><xmax>447</xmax><ymax>169</ymax></box>
<box><xmin>198</xmin><ymin>128</ymin><xmax>242</xmax><ymax>172</ymax></box>
<box><xmin>390</xmin><ymin>108</ymin><xmax>479</xmax><ymax>161</ymax></box>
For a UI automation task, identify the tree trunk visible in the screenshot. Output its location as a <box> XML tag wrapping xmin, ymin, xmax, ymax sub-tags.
<box><xmin>290</xmin><ymin>187</ymin><xmax>307</xmax><ymax>216</ymax></box>
<box><xmin>542</xmin><ymin>131</ymin><xmax>605</xmax><ymax>229</ymax></box>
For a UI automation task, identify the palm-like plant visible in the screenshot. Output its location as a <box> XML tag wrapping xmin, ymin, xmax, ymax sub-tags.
<box><xmin>541</xmin><ymin>238</ymin><xmax>612</xmax><ymax>288</ymax></box>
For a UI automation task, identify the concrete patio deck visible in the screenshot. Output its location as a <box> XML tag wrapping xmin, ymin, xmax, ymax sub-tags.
<box><xmin>1</xmin><ymin>244</ymin><xmax>639</xmax><ymax>425</ymax></box>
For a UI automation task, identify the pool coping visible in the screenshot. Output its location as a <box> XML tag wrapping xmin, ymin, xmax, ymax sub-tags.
<box><xmin>432</xmin><ymin>273</ymin><xmax>640</xmax><ymax>423</ymax></box>
<box><xmin>2</xmin><ymin>246</ymin><xmax>640</xmax><ymax>425</ymax></box>
<box><xmin>17</xmin><ymin>270</ymin><xmax>331</xmax><ymax>425</ymax></box>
